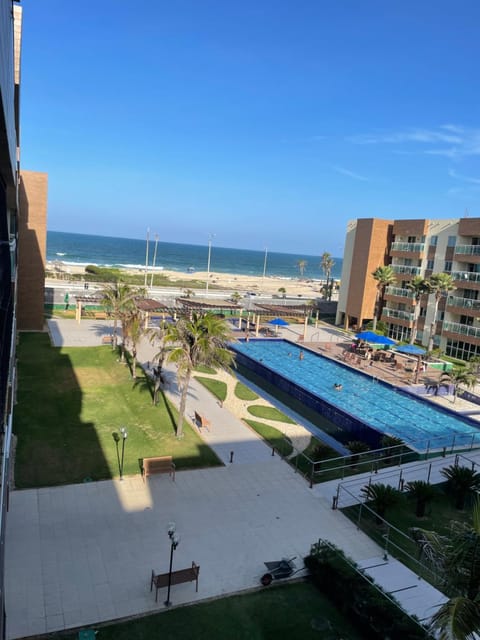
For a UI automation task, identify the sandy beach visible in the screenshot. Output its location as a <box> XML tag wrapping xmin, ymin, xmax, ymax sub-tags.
<box><xmin>47</xmin><ymin>261</ymin><xmax>327</xmax><ymax>298</ymax></box>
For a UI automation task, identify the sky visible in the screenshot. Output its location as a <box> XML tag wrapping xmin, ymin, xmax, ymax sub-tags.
<box><xmin>20</xmin><ymin>0</ymin><xmax>480</xmax><ymax>256</ymax></box>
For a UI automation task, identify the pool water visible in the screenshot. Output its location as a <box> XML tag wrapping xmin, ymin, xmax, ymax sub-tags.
<box><xmin>233</xmin><ymin>339</ymin><xmax>480</xmax><ymax>452</ymax></box>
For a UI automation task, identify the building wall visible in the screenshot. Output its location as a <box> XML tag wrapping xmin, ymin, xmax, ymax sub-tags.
<box><xmin>17</xmin><ymin>170</ymin><xmax>48</xmax><ymax>331</ymax></box>
<box><xmin>337</xmin><ymin>218</ymin><xmax>392</xmax><ymax>329</ymax></box>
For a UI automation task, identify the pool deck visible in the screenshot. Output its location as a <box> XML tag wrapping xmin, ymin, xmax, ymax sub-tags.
<box><xmin>5</xmin><ymin>319</ymin><xmax>461</xmax><ymax>638</ymax></box>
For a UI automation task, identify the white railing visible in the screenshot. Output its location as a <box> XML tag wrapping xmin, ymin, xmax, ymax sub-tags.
<box><xmin>382</xmin><ymin>308</ymin><xmax>415</xmax><ymax>321</ymax></box>
<box><xmin>455</xmin><ymin>244</ymin><xmax>480</xmax><ymax>256</ymax></box>
<box><xmin>390</xmin><ymin>242</ymin><xmax>425</xmax><ymax>252</ymax></box>
<box><xmin>452</xmin><ymin>271</ymin><xmax>480</xmax><ymax>283</ymax></box>
<box><xmin>385</xmin><ymin>286</ymin><xmax>415</xmax><ymax>298</ymax></box>
<box><xmin>391</xmin><ymin>265</ymin><xmax>422</xmax><ymax>275</ymax></box>
<box><xmin>443</xmin><ymin>321</ymin><xmax>480</xmax><ymax>339</ymax></box>
<box><xmin>447</xmin><ymin>296</ymin><xmax>480</xmax><ymax>310</ymax></box>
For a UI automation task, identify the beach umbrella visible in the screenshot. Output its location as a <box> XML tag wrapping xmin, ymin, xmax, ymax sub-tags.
<box><xmin>355</xmin><ymin>331</ymin><xmax>396</xmax><ymax>345</ymax></box>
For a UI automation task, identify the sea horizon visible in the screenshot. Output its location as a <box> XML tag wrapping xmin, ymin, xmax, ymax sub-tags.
<box><xmin>47</xmin><ymin>230</ymin><xmax>343</xmax><ymax>281</ymax></box>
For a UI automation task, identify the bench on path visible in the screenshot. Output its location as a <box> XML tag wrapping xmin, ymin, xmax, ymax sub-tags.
<box><xmin>194</xmin><ymin>411</ymin><xmax>210</xmax><ymax>431</ymax></box>
<box><xmin>150</xmin><ymin>562</ymin><xmax>200</xmax><ymax>602</ymax></box>
<box><xmin>142</xmin><ymin>455</ymin><xmax>176</xmax><ymax>481</ymax></box>
<box><xmin>101</xmin><ymin>335</ymin><xmax>113</xmax><ymax>344</ymax></box>
<box><xmin>94</xmin><ymin>312</ymin><xmax>108</xmax><ymax>320</ymax></box>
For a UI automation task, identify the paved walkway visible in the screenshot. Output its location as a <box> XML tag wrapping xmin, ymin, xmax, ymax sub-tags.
<box><xmin>4</xmin><ymin>320</ymin><xmax>449</xmax><ymax>638</ymax></box>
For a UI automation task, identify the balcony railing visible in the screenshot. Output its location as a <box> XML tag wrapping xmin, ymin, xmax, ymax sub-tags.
<box><xmin>452</xmin><ymin>271</ymin><xmax>480</xmax><ymax>283</ymax></box>
<box><xmin>443</xmin><ymin>321</ymin><xmax>480</xmax><ymax>339</ymax></box>
<box><xmin>385</xmin><ymin>286</ymin><xmax>415</xmax><ymax>299</ymax></box>
<box><xmin>447</xmin><ymin>296</ymin><xmax>480</xmax><ymax>311</ymax></box>
<box><xmin>454</xmin><ymin>245</ymin><xmax>480</xmax><ymax>256</ymax></box>
<box><xmin>391</xmin><ymin>265</ymin><xmax>422</xmax><ymax>276</ymax></box>
<box><xmin>390</xmin><ymin>242</ymin><xmax>425</xmax><ymax>252</ymax></box>
<box><xmin>382</xmin><ymin>308</ymin><xmax>415</xmax><ymax>321</ymax></box>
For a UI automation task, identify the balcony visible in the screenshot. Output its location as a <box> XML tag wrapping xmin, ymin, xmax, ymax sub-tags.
<box><xmin>390</xmin><ymin>242</ymin><xmax>425</xmax><ymax>252</ymax></box>
<box><xmin>382</xmin><ymin>308</ymin><xmax>415</xmax><ymax>322</ymax></box>
<box><xmin>446</xmin><ymin>296</ymin><xmax>480</xmax><ymax>311</ymax></box>
<box><xmin>443</xmin><ymin>321</ymin><xmax>480</xmax><ymax>340</ymax></box>
<box><xmin>385</xmin><ymin>286</ymin><xmax>415</xmax><ymax>299</ymax></box>
<box><xmin>454</xmin><ymin>244</ymin><xmax>480</xmax><ymax>256</ymax></box>
<box><xmin>391</xmin><ymin>265</ymin><xmax>422</xmax><ymax>276</ymax></box>
<box><xmin>452</xmin><ymin>271</ymin><xmax>480</xmax><ymax>284</ymax></box>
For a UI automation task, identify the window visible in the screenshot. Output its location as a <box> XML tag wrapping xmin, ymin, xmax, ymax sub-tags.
<box><xmin>444</xmin><ymin>261</ymin><xmax>452</xmax><ymax>272</ymax></box>
<box><xmin>408</xmin><ymin>236</ymin><xmax>416</xmax><ymax>243</ymax></box>
<box><xmin>427</xmin><ymin>260</ymin><xmax>434</xmax><ymax>270</ymax></box>
<box><xmin>420</xmin><ymin>307</ymin><xmax>427</xmax><ymax>317</ymax></box>
<box><xmin>430</xmin><ymin>236</ymin><xmax>438</xmax><ymax>246</ymax></box>
<box><xmin>447</xmin><ymin>236</ymin><xmax>457</xmax><ymax>247</ymax></box>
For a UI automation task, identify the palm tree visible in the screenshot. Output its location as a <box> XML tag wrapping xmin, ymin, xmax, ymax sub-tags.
<box><xmin>371</xmin><ymin>266</ymin><xmax>396</xmax><ymax>331</ymax></box>
<box><xmin>278</xmin><ymin>287</ymin><xmax>287</xmax><ymax>298</ymax></box>
<box><xmin>122</xmin><ymin>309</ymin><xmax>144</xmax><ymax>378</ymax></box>
<box><xmin>406</xmin><ymin>480</ymin><xmax>436</xmax><ymax>518</ymax></box>
<box><xmin>101</xmin><ymin>282</ymin><xmax>142</xmax><ymax>349</ymax></box>
<box><xmin>411</xmin><ymin>499</ymin><xmax>480</xmax><ymax>639</ymax></box>
<box><xmin>406</xmin><ymin>276</ymin><xmax>431</xmax><ymax>345</ymax></box>
<box><xmin>441</xmin><ymin>464</ymin><xmax>480</xmax><ymax>510</ymax></box>
<box><xmin>361</xmin><ymin>482</ymin><xmax>402</xmax><ymax>522</ymax></box>
<box><xmin>230</xmin><ymin>291</ymin><xmax>242</xmax><ymax>304</ymax></box>
<box><xmin>346</xmin><ymin>440</ymin><xmax>370</xmax><ymax>469</ymax></box>
<box><xmin>163</xmin><ymin>312</ymin><xmax>235</xmax><ymax>438</ymax></box>
<box><xmin>296</xmin><ymin>259</ymin><xmax>307</xmax><ymax>278</ymax></box>
<box><xmin>445</xmin><ymin>366</ymin><xmax>477</xmax><ymax>404</ymax></box>
<box><xmin>320</xmin><ymin>252</ymin><xmax>335</xmax><ymax>301</ymax></box>
<box><xmin>427</xmin><ymin>273</ymin><xmax>456</xmax><ymax>352</ymax></box>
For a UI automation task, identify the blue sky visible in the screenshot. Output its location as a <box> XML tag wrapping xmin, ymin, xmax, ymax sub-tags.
<box><xmin>21</xmin><ymin>0</ymin><xmax>480</xmax><ymax>256</ymax></box>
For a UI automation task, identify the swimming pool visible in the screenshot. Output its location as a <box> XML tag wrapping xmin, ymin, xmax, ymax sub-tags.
<box><xmin>232</xmin><ymin>339</ymin><xmax>480</xmax><ymax>452</ymax></box>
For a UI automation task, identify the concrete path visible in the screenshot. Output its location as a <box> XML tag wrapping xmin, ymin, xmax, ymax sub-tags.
<box><xmin>4</xmin><ymin>320</ymin><xmax>449</xmax><ymax>638</ymax></box>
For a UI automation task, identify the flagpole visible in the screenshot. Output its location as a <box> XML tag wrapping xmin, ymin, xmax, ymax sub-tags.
<box><xmin>144</xmin><ymin>228</ymin><xmax>150</xmax><ymax>288</ymax></box>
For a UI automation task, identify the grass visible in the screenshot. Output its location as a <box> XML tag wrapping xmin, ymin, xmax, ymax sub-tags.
<box><xmin>195</xmin><ymin>376</ymin><xmax>228</xmax><ymax>402</ymax></box>
<box><xmin>244</xmin><ymin>419</ymin><xmax>293</xmax><ymax>457</ymax></box>
<box><xmin>59</xmin><ymin>582</ymin><xmax>367</xmax><ymax>640</ymax></box>
<box><xmin>194</xmin><ymin>365</ymin><xmax>217</xmax><ymax>374</ymax></box>
<box><xmin>342</xmin><ymin>483</ymin><xmax>472</xmax><ymax>585</ymax></box>
<box><xmin>14</xmin><ymin>333</ymin><xmax>222</xmax><ymax>488</ymax></box>
<box><xmin>234</xmin><ymin>381</ymin><xmax>259</xmax><ymax>401</ymax></box>
<box><xmin>246</xmin><ymin>405</ymin><xmax>296</xmax><ymax>423</ymax></box>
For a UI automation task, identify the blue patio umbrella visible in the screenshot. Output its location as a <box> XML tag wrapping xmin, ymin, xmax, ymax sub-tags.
<box><xmin>395</xmin><ymin>344</ymin><xmax>426</xmax><ymax>383</ymax></box>
<box><xmin>355</xmin><ymin>331</ymin><xmax>396</xmax><ymax>345</ymax></box>
<box><xmin>396</xmin><ymin>344</ymin><xmax>426</xmax><ymax>355</ymax></box>
<box><xmin>268</xmin><ymin>318</ymin><xmax>290</xmax><ymax>326</ymax></box>
<box><xmin>268</xmin><ymin>317</ymin><xmax>289</xmax><ymax>334</ymax></box>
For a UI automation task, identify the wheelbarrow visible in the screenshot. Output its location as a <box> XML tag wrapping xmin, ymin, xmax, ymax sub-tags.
<box><xmin>260</xmin><ymin>556</ymin><xmax>297</xmax><ymax>586</ymax></box>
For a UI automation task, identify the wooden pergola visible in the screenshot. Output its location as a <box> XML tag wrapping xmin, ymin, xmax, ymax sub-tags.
<box><xmin>176</xmin><ymin>297</ymin><xmax>241</xmax><ymax>313</ymax></box>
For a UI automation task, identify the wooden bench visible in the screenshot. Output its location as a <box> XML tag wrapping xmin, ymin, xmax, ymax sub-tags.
<box><xmin>142</xmin><ymin>456</ymin><xmax>176</xmax><ymax>481</ymax></box>
<box><xmin>194</xmin><ymin>411</ymin><xmax>210</xmax><ymax>431</ymax></box>
<box><xmin>150</xmin><ymin>562</ymin><xmax>200</xmax><ymax>602</ymax></box>
<box><xmin>101</xmin><ymin>335</ymin><xmax>113</xmax><ymax>345</ymax></box>
<box><xmin>94</xmin><ymin>312</ymin><xmax>108</xmax><ymax>320</ymax></box>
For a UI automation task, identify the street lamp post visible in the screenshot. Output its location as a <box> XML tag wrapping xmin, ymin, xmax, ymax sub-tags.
<box><xmin>150</xmin><ymin>233</ymin><xmax>159</xmax><ymax>288</ymax></box>
<box><xmin>164</xmin><ymin>522</ymin><xmax>180</xmax><ymax>607</ymax></box>
<box><xmin>262</xmin><ymin>247</ymin><xmax>268</xmax><ymax>286</ymax></box>
<box><xmin>205</xmin><ymin>234</ymin><xmax>214</xmax><ymax>295</ymax></box>
<box><xmin>119</xmin><ymin>426</ymin><xmax>128</xmax><ymax>480</ymax></box>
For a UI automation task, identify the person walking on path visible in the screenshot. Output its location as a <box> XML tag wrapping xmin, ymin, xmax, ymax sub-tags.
<box><xmin>64</xmin><ymin>292</ymin><xmax>70</xmax><ymax>310</ymax></box>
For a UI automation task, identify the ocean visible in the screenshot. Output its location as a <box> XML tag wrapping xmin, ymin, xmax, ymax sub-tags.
<box><xmin>47</xmin><ymin>231</ymin><xmax>343</xmax><ymax>281</ymax></box>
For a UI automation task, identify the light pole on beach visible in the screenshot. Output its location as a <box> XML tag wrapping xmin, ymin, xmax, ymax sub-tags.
<box><xmin>119</xmin><ymin>426</ymin><xmax>128</xmax><ymax>480</ymax></box>
<box><xmin>262</xmin><ymin>247</ymin><xmax>268</xmax><ymax>286</ymax></box>
<box><xmin>144</xmin><ymin>228</ymin><xmax>150</xmax><ymax>288</ymax></box>
<box><xmin>205</xmin><ymin>234</ymin><xmax>215</xmax><ymax>295</ymax></box>
<box><xmin>150</xmin><ymin>233</ymin><xmax>159</xmax><ymax>288</ymax></box>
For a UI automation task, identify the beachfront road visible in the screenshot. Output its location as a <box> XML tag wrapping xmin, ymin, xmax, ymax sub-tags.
<box><xmin>45</xmin><ymin>281</ymin><xmax>281</xmax><ymax>308</ymax></box>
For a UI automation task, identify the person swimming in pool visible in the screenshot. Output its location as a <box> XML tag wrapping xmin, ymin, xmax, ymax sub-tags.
<box><xmin>334</xmin><ymin>383</ymin><xmax>343</xmax><ymax>391</ymax></box>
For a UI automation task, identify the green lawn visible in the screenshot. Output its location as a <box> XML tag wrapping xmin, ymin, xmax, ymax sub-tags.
<box><xmin>244</xmin><ymin>419</ymin><xmax>293</xmax><ymax>457</ymax></box>
<box><xmin>194</xmin><ymin>376</ymin><xmax>228</xmax><ymax>401</ymax></box>
<box><xmin>247</xmin><ymin>405</ymin><xmax>296</xmax><ymax>423</ymax></box>
<box><xmin>14</xmin><ymin>333</ymin><xmax>222</xmax><ymax>488</ymax></box>
<box><xmin>59</xmin><ymin>582</ymin><xmax>367</xmax><ymax>640</ymax></box>
<box><xmin>234</xmin><ymin>381</ymin><xmax>259</xmax><ymax>401</ymax></box>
